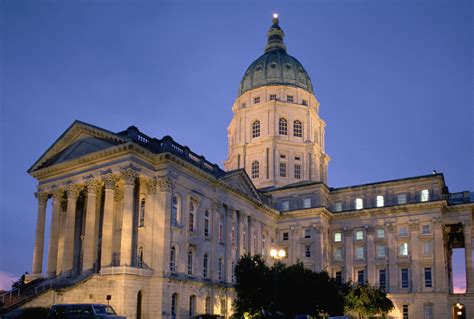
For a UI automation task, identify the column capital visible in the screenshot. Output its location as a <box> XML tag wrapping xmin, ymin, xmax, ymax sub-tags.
<box><xmin>409</xmin><ymin>219</ymin><xmax>420</xmax><ymax>230</ymax></box>
<box><xmin>312</xmin><ymin>223</ymin><xmax>325</xmax><ymax>232</ymax></box>
<box><xmin>157</xmin><ymin>173</ymin><xmax>177</xmax><ymax>193</ymax></box>
<box><xmin>65</xmin><ymin>184</ymin><xmax>82</xmax><ymax>199</ymax></box>
<box><xmin>84</xmin><ymin>178</ymin><xmax>101</xmax><ymax>195</ymax></box>
<box><xmin>51</xmin><ymin>187</ymin><xmax>65</xmax><ymax>202</ymax></box>
<box><xmin>211</xmin><ymin>199</ymin><xmax>222</xmax><ymax>211</ymax></box>
<box><xmin>343</xmin><ymin>227</ymin><xmax>353</xmax><ymax>237</ymax></box>
<box><xmin>290</xmin><ymin>224</ymin><xmax>300</xmax><ymax>233</ymax></box>
<box><xmin>385</xmin><ymin>222</ymin><xmax>396</xmax><ymax>233</ymax></box>
<box><xmin>102</xmin><ymin>173</ymin><xmax>118</xmax><ymax>190</ymax></box>
<box><xmin>432</xmin><ymin>217</ymin><xmax>443</xmax><ymax>228</ymax></box>
<box><xmin>364</xmin><ymin>224</ymin><xmax>375</xmax><ymax>235</ymax></box>
<box><xmin>120</xmin><ymin>166</ymin><xmax>140</xmax><ymax>186</ymax></box>
<box><xmin>35</xmin><ymin>191</ymin><xmax>49</xmax><ymax>206</ymax></box>
<box><xmin>114</xmin><ymin>186</ymin><xmax>124</xmax><ymax>202</ymax></box>
<box><xmin>145</xmin><ymin>178</ymin><xmax>157</xmax><ymax>195</ymax></box>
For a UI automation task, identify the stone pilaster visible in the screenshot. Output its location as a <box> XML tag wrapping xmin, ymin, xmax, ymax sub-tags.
<box><xmin>366</xmin><ymin>225</ymin><xmax>375</xmax><ymax>285</ymax></box>
<box><xmin>47</xmin><ymin>188</ymin><xmax>64</xmax><ymax>276</ymax></box>
<box><xmin>32</xmin><ymin>191</ymin><xmax>49</xmax><ymax>275</ymax></box>
<box><xmin>313</xmin><ymin>221</ymin><xmax>324</xmax><ymax>272</ymax></box>
<box><xmin>433</xmin><ymin>217</ymin><xmax>447</xmax><ymax>292</ymax></box>
<box><xmin>344</xmin><ymin>227</ymin><xmax>353</xmax><ymax>282</ymax></box>
<box><xmin>143</xmin><ymin>178</ymin><xmax>157</xmax><ymax>267</ymax></box>
<box><xmin>120</xmin><ymin>167</ymin><xmax>139</xmax><ymax>266</ymax></box>
<box><xmin>100</xmin><ymin>174</ymin><xmax>117</xmax><ymax>268</ymax></box>
<box><xmin>409</xmin><ymin>219</ymin><xmax>420</xmax><ymax>292</ymax></box>
<box><xmin>82</xmin><ymin>178</ymin><xmax>100</xmax><ymax>272</ymax></box>
<box><xmin>463</xmin><ymin>221</ymin><xmax>473</xmax><ymax>293</ymax></box>
<box><xmin>386</xmin><ymin>222</ymin><xmax>397</xmax><ymax>293</ymax></box>
<box><xmin>225</xmin><ymin>206</ymin><xmax>234</xmax><ymax>282</ymax></box>
<box><xmin>61</xmin><ymin>184</ymin><xmax>81</xmax><ymax>274</ymax></box>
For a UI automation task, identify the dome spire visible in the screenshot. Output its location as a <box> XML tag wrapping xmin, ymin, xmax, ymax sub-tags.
<box><xmin>265</xmin><ymin>13</ymin><xmax>287</xmax><ymax>53</ymax></box>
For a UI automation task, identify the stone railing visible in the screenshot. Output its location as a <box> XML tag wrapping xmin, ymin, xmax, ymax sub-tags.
<box><xmin>99</xmin><ymin>266</ymin><xmax>154</xmax><ymax>277</ymax></box>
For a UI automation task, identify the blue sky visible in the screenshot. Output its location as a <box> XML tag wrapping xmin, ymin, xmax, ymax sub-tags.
<box><xmin>0</xmin><ymin>0</ymin><xmax>472</xmax><ymax>290</ymax></box>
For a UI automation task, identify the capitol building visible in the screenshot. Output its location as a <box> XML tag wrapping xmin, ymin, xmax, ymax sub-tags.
<box><xmin>3</xmin><ymin>15</ymin><xmax>473</xmax><ymax>319</ymax></box>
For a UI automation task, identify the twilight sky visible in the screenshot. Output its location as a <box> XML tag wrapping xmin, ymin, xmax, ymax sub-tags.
<box><xmin>0</xmin><ymin>0</ymin><xmax>472</xmax><ymax>291</ymax></box>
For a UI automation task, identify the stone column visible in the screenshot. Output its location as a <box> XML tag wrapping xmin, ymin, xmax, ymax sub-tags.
<box><xmin>366</xmin><ymin>226</ymin><xmax>376</xmax><ymax>285</ymax></box>
<box><xmin>290</xmin><ymin>225</ymin><xmax>300</xmax><ymax>263</ymax></box>
<box><xmin>82</xmin><ymin>179</ymin><xmax>100</xmax><ymax>272</ymax></box>
<box><xmin>433</xmin><ymin>217</ymin><xmax>447</xmax><ymax>292</ymax></box>
<box><xmin>61</xmin><ymin>185</ymin><xmax>81</xmax><ymax>274</ymax></box>
<box><xmin>344</xmin><ymin>228</ymin><xmax>353</xmax><ymax>282</ymax></box>
<box><xmin>409</xmin><ymin>220</ymin><xmax>420</xmax><ymax>292</ymax></box>
<box><xmin>143</xmin><ymin>178</ymin><xmax>157</xmax><ymax>268</ymax></box>
<box><xmin>464</xmin><ymin>221</ymin><xmax>474</xmax><ymax>293</ymax></box>
<box><xmin>225</xmin><ymin>206</ymin><xmax>234</xmax><ymax>283</ymax></box>
<box><xmin>32</xmin><ymin>191</ymin><xmax>49</xmax><ymax>275</ymax></box>
<box><xmin>100</xmin><ymin>174</ymin><xmax>116</xmax><ymax>268</ymax></box>
<box><xmin>386</xmin><ymin>222</ymin><xmax>397</xmax><ymax>293</ymax></box>
<box><xmin>120</xmin><ymin>167</ymin><xmax>139</xmax><ymax>266</ymax></box>
<box><xmin>313</xmin><ymin>222</ymin><xmax>324</xmax><ymax>272</ymax></box>
<box><xmin>237</xmin><ymin>210</ymin><xmax>245</xmax><ymax>257</ymax></box>
<box><xmin>47</xmin><ymin>188</ymin><xmax>64</xmax><ymax>276</ymax></box>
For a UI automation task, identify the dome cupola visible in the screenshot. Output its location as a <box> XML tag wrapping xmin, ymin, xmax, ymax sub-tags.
<box><xmin>238</xmin><ymin>14</ymin><xmax>314</xmax><ymax>96</ymax></box>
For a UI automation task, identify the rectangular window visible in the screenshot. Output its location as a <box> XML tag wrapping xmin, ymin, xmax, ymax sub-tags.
<box><xmin>355</xmin><ymin>230</ymin><xmax>364</xmax><ymax>240</ymax></box>
<box><xmin>280</xmin><ymin>162</ymin><xmax>287</xmax><ymax>177</ymax></box>
<box><xmin>305</xmin><ymin>245</ymin><xmax>311</xmax><ymax>258</ymax></box>
<box><xmin>399</xmin><ymin>226</ymin><xmax>408</xmax><ymax>237</ymax></box>
<box><xmin>402</xmin><ymin>304</ymin><xmax>409</xmax><ymax>319</ymax></box>
<box><xmin>423</xmin><ymin>240</ymin><xmax>433</xmax><ymax>255</ymax></box>
<box><xmin>280</xmin><ymin>154</ymin><xmax>286</xmax><ymax>159</ymax></box>
<box><xmin>355</xmin><ymin>198</ymin><xmax>363</xmax><ymax>210</ymax></box>
<box><xmin>204</xmin><ymin>211</ymin><xmax>210</xmax><ymax>238</ymax></box>
<box><xmin>401</xmin><ymin>268</ymin><xmax>409</xmax><ymax>288</ymax></box>
<box><xmin>335</xmin><ymin>271</ymin><xmax>342</xmax><ymax>284</ymax></box>
<box><xmin>294</xmin><ymin>164</ymin><xmax>301</xmax><ymax>179</ymax></box>
<box><xmin>303</xmin><ymin>198</ymin><xmax>311</xmax><ymax>208</ymax></box>
<box><xmin>420</xmin><ymin>189</ymin><xmax>429</xmax><ymax>202</ymax></box>
<box><xmin>295</xmin><ymin>156</ymin><xmax>301</xmax><ymax>160</ymax></box>
<box><xmin>399</xmin><ymin>242</ymin><xmax>409</xmax><ymax>256</ymax></box>
<box><xmin>269</xmin><ymin>94</ymin><xmax>277</xmax><ymax>100</ymax></box>
<box><xmin>302</xmin><ymin>99</ymin><xmax>308</xmax><ymax>106</ymax></box>
<box><xmin>334</xmin><ymin>247</ymin><xmax>343</xmax><ymax>261</ymax></box>
<box><xmin>334</xmin><ymin>202</ymin><xmax>342</xmax><ymax>212</ymax></box>
<box><xmin>282</xmin><ymin>232</ymin><xmax>289</xmax><ymax>241</ymax></box>
<box><xmin>376</xmin><ymin>244</ymin><xmax>386</xmax><ymax>258</ymax></box>
<box><xmin>334</xmin><ymin>232</ymin><xmax>342</xmax><ymax>242</ymax></box>
<box><xmin>379</xmin><ymin>269</ymin><xmax>387</xmax><ymax>290</ymax></box>
<box><xmin>355</xmin><ymin>246</ymin><xmax>365</xmax><ymax>260</ymax></box>
<box><xmin>188</xmin><ymin>213</ymin><xmax>194</xmax><ymax>232</ymax></box>
<box><xmin>357</xmin><ymin>270</ymin><xmax>365</xmax><ymax>284</ymax></box>
<box><xmin>424</xmin><ymin>267</ymin><xmax>432</xmax><ymax>288</ymax></box>
<box><xmin>422</xmin><ymin>224</ymin><xmax>431</xmax><ymax>234</ymax></box>
<box><xmin>397</xmin><ymin>193</ymin><xmax>408</xmax><ymax>204</ymax></box>
<box><xmin>287</xmin><ymin>95</ymin><xmax>294</xmax><ymax>102</ymax></box>
<box><xmin>218</xmin><ymin>222</ymin><xmax>223</xmax><ymax>242</ymax></box>
<box><xmin>281</xmin><ymin>201</ymin><xmax>289</xmax><ymax>211</ymax></box>
<box><xmin>304</xmin><ymin>228</ymin><xmax>311</xmax><ymax>239</ymax></box>
<box><xmin>376</xmin><ymin>195</ymin><xmax>384</xmax><ymax>207</ymax></box>
<box><xmin>376</xmin><ymin>228</ymin><xmax>385</xmax><ymax>239</ymax></box>
<box><xmin>254</xmin><ymin>97</ymin><xmax>260</xmax><ymax>104</ymax></box>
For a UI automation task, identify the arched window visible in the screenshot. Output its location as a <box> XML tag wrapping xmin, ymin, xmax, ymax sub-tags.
<box><xmin>252</xmin><ymin>120</ymin><xmax>260</xmax><ymax>138</ymax></box>
<box><xmin>137</xmin><ymin>246</ymin><xmax>144</xmax><ymax>268</ymax></box>
<box><xmin>171</xmin><ymin>293</ymin><xmax>178</xmax><ymax>318</ymax></box>
<box><xmin>251</xmin><ymin>161</ymin><xmax>259</xmax><ymax>179</ymax></box>
<box><xmin>139</xmin><ymin>198</ymin><xmax>145</xmax><ymax>227</ymax></box>
<box><xmin>170</xmin><ymin>246</ymin><xmax>176</xmax><ymax>271</ymax></box>
<box><xmin>136</xmin><ymin>290</ymin><xmax>142</xmax><ymax>319</ymax></box>
<box><xmin>203</xmin><ymin>254</ymin><xmax>208</xmax><ymax>278</ymax></box>
<box><xmin>189</xmin><ymin>295</ymin><xmax>196</xmax><ymax>317</ymax></box>
<box><xmin>171</xmin><ymin>195</ymin><xmax>181</xmax><ymax>226</ymax></box>
<box><xmin>188</xmin><ymin>198</ymin><xmax>196</xmax><ymax>232</ymax></box>
<box><xmin>218</xmin><ymin>257</ymin><xmax>224</xmax><ymax>281</ymax></box>
<box><xmin>187</xmin><ymin>250</ymin><xmax>193</xmax><ymax>275</ymax></box>
<box><xmin>293</xmin><ymin>120</ymin><xmax>302</xmax><ymax>137</ymax></box>
<box><xmin>279</xmin><ymin>118</ymin><xmax>288</xmax><ymax>135</ymax></box>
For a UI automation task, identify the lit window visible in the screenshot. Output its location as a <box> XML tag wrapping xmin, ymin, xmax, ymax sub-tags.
<box><xmin>357</xmin><ymin>270</ymin><xmax>365</xmax><ymax>284</ymax></box>
<box><xmin>376</xmin><ymin>195</ymin><xmax>384</xmax><ymax>207</ymax></box>
<box><xmin>355</xmin><ymin>198</ymin><xmax>363</xmax><ymax>210</ymax></box>
<box><xmin>189</xmin><ymin>295</ymin><xmax>196</xmax><ymax>317</ymax></box>
<box><xmin>287</xmin><ymin>95</ymin><xmax>294</xmax><ymax>102</ymax></box>
<box><xmin>399</xmin><ymin>242</ymin><xmax>409</xmax><ymax>256</ymax></box>
<box><xmin>401</xmin><ymin>269</ymin><xmax>409</xmax><ymax>288</ymax></box>
<box><xmin>376</xmin><ymin>244</ymin><xmax>386</xmax><ymax>258</ymax></box>
<box><xmin>252</xmin><ymin>120</ymin><xmax>260</xmax><ymax>138</ymax></box>
<box><xmin>334</xmin><ymin>232</ymin><xmax>342</xmax><ymax>242</ymax></box>
<box><xmin>254</xmin><ymin>97</ymin><xmax>260</xmax><ymax>104</ymax></box>
<box><xmin>334</xmin><ymin>202</ymin><xmax>342</xmax><ymax>212</ymax></box>
<box><xmin>293</xmin><ymin>120</ymin><xmax>302</xmax><ymax>137</ymax></box>
<box><xmin>422</xmin><ymin>224</ymin><xmax>430</xmax><ymax>234</ymax></box>
<box><xmin>269</xmin><ymin>94</ymin><xmax>277</xmax><ymax>100</ymax></box>
<box><xmin>304</xmin><ymin>228</ymin><xmax>311</xmax><ymax>239</ymax></box>
<box><xmin>279</xmin><ymin>118</ymin><xmax>288</xmax><ymax>135</ymax></box>
<box><xmin>281</xmin><ymin>200</ymin><xmax>289</xmax><ymax>211</ymax></box>
<box><xmin>424</xmin><ymin>267</ymin><xmax>432</xmax><ymax>288</ymax></box>
<box><xmin>203</xmin><ymin>254</ymin><xmax>208</xmax><ymax>278</ymax></box>
<box><xmin>218</xmin><ymin>257</ymin><xmax>224</xmax><ymax>281</ymax></box>
<box><xmin>379</xmin><ymin>269</ymin><xmax>387</xmax><ymax>290</ymax></box>
<box><xmin>282</xmin><ymin>232</ymin><xmax>289</xmax><ymax>241</ymax></box>
<box><xmin>355</xmin><ymin>246</ymin><xmax>365</xmax><ymax>260</ymax></box>
<box><xmin>251</xmin><ymin>161</ymin><xmax>259</xmax><ymax>179</ymax></box>
<box><xmin>305</xmin><ymin>245</ymin><xmax>311</xmax><ymax>257</ymax></box>
<box><xmin>139</xmin><ymin>199</ymin><xmax>145</xmax><ymax>227</ymax></box>
<box><xmin>187</xmin><ymin>251</ymin><xmax>193</xmax><ymax>275</ymax></box>
<box><xmin>397</xmin><ymin>193</ymin><xmax>407</xmax><ymax>204</ymax></box>
<box><xmin>402</xmin><ymin>304</ymin><xmax>409</xmax><ymax>319</ymax></box>
<box><xmin>280</xmin><ymin>162</ymin><xmax>287</xmax><ymax>177</ymax></box>
<box><xmin>423</xmin><ymin>240</ymin><xmax>433</xmax><ymax>255</ymax></box>
<box><xmin>204</xmin><ymin>211</ymin><xmax>210</xmax><ymax>238</ymax></box>
<box><xmin>355</xmin><ymin>230</ymin><xmax>364</xmax><ymax>240</ymax></box>
<box><xmin>399</xmin><ymin>226</ymin><xmax>408</xmax><ymax>237</ymax></box>
<box><xmin>171</xmin><ymin>293</ymin><xmax>178</xmax><ymax>317</ymax></box>
<box><xmin>334</xmin><ymin>247</ymin><xmax>343</xmax><ymax>261</ymax></box>
<box><xmin>294</xmin><ymin>164</ymin><xmax>301</xmax><ymax>179</ymax></box>
<box><xmin>303</xmin><ymin>198</ymin><xmax>311</xmax><ymax>208</ymax></box>
<box><xmin>302</xmin><ymin>99</ymin><xmax>308</xmax><ymax>106</ymax></box>
<box><xmin>420</xmin><ymin>189</ymin><xmax>429</xmax><ymax>202</ymax></box>
<box><xmin>376</xmin><ymin>228</ymin><xmax>385</xmax><ymax>239</ymax></box>
<box><xmin>170</xmin><ymin>247</ymin><xmax>176</xmax><ymax>272</ymax></box>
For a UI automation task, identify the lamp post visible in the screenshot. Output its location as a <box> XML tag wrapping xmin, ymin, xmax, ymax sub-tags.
<box><xmin>269</xmin><ymin>248</ymin><xmax>286</xmax><ymax>318</ymax></box>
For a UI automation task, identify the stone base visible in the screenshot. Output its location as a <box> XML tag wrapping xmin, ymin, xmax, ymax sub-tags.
<box><xmin>25</xmin><ymin>273</ymin><xmax>44</xmax><ymax>283</ymax></box>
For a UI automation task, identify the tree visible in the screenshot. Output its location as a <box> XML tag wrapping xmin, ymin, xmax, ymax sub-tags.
<box><xmin>343</xmin><ymin>283</ymin><xmax>394</xmax><ymax>319</ymax></box>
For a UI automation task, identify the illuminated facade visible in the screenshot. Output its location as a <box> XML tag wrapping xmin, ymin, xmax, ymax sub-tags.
<box><xmin>3</xmin><ymin>16</ymin><xmax>473</xmax><ymax>319</ymax></box>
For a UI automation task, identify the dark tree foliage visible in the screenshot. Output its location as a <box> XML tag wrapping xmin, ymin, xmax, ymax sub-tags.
<box><xmin>343</xmin><ymin>283</ymin><xmax>394</xmax><ymax>318</ymax></box>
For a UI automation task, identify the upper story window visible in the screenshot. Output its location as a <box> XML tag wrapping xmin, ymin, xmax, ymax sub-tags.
<box><xmin>293</xmin><ymin>120</ymin><xmax>303</xmax><ymax>137</ymax></box>
<box><xmin>303</xmin><ymin>198</ymin><xmax>311</xmax><ymax>208</ymax></box>
<box><xmin>423</xmin><ymin>240</ymin><xmax>433</xmax><ymax>255</ymax></box>
<box><xmin>401</xmin><ymin>269</ymin><xmax>409</xmax><ymax>289</ymax></box>
<box><xmin>218</xmin><ymin>257</ymin><xmax>224</xmax><ymax>281</ymax></box>
<box><xmin>376</xmin><ymin>244</ymin><xmax>386</xmax><ymax>258</ymax></box>
<box><xmin>218</xmin><ymin>220</ymin><xmax>224</xmax><ymax>242</ymax></box>
<box><xmin>305</xmin><ymin>245</ymin><xmax>311</xmax><ymax>257</ymax></box>
<box><xmin>376</xmin><ymin>228</ymin><xmax>385</xmax><ymax>239</ymax></box>
<box><xmin>251</xmin><ymin>161</ymin><xmax>259</xmax><ymax>179</ymax></box>
<box><xmin>334</xmin><ymin>232</ymin><xmax>342</xmax><ymax>242</ymax></box>
<box><xmin>203</xmin><ymin>254</ymin><xmax>208</xmax><ymax>278</ymax></box>
<box><xmin>171</xmin><ymin>195</ymin><xmax>180</xmax><ymax>227</ymax></box>
<box><xmin>139</xmin><ymin>198</ymin><xmax>146</xmax><ymax>227</ymax></box>
<box><xmin>170</xmin><ymin>246</ymin><xmax>176</xmax><ymax>272</ymax></box>
<box><xmin>420</xmin><ymin>189</ymin><xmax>430</xmax><ymax>202</ymax></box>
<box><xmin>424</xmin><ymin>267</ymin><xmax>433</xmax><ymax>288</ymax></box>
<box><xmin>376</xmin><ymin>195</ymin><xmax>384</xmax><ymax>207</ymax></box>
<box><xmin>279</xmin><ymin>118</ymin><xmax>288</xmax><ymax>135</ymax></box>
<box><xmin>294</xmin><ymin>164</ymin><xmax>301</xmax><ymax>179</ymax></box>
<box><xmin>304</xmin><ymin>228</ymin><xmax>311</xmax><ymax>239</ymax></box>
<box><xmin>355</xmin><ymin>198</ymin><xmax>364</xmax><ymax>210</ymax></box>
<box><xmin>187</xmin><ymin>250</ymin><xmax>193</xmax><ymax>275</ymax></box>
<box><xmin>397</xmin><ymin>193</ymin><xmax>407</xmax><ymax>205</ymax></box>
<box><xmin>287</xmin><ymin>95</ymin><xmax>294</xmax><ymax>102</ymax></box>
<box><xmin>252</xmin><ymin>120</ymin><xmax>260</xmax><ymax>138</ymax></box>
<box><xmin>399</xmin><ymin>226</ymin><xmax>408</xmax><ymax>237</ymax></box>
<box><xmin>281</xmin><ymin>200</ymin><xmax>290</xmax><ymax>211</ymax></box>
<box><xmin>334</xmin><ymin>202</ymin><xmax>342</xmax><ymax>212</ymax></box>
<box><xmin>355</xmin><ymin>246</ymin><xmax>365</xmax><ymax>260</ymax></box>
<box><xmin>355</xmin><ymin>230</ymin><xmax>364</xmax><ymax>240</ymax></box>
<box><xmin>282</xmin><ymin>232</ymin><xmax>289</xmax><ymax>241</ymax></box>
<box><xmin>269</xmin><ymin>94</ymin><xmax>277</xmax><ymax>100</ymax></box>
<box><xmin>302</xmin><ymin>99</ymin><xmax>308</xmax><ymax>106</ymax></box>
<box><xmin>399</xmin><ymin>242</ymin><xmax>409</xmax><ymax>256</ymax></box>
<box><xmin>422</xmin><ymin>224</ymin><xmax>431</xmax><ymax>234</ymax></box>
<box><xmin>280</xmin><ymin>162</ymin><xmax>287</xmax><ymax>177</ymax></box>
<box><xmin>188</xmin><ymin>199</ymin><xmax>196</xmax><ymax>232</ymax></box>
<box><xmin>254</xmin><ymin>97</ymin><xmax>260</xmax><ymax>104</ymax></box>
<box><xmin>204</xmin><ymin>211</ymin><xmax>210</xmax><ymax>238</ymax></box>
<box><xmin>334</xmin><ymin>247</ymin><xmax>343</xmax><ymax>261</ymax></box>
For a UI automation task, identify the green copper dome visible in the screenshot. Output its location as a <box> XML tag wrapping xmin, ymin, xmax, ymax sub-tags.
<box><xmin>238</xmin><ymin>16</ymin><xmax>314</xmax><ymax>96</ymax></box>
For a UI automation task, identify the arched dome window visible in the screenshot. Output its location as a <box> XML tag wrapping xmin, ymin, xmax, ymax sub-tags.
<box><xmin>251</xmin><ymin>161</ymin><xmax>260</xmax><ymax>179</ymax></box>
<box><xmin>293</xmin><ymin>120</ymin><xmax>302</xmax><ymax>137</ymax></box>
<box><xmin>279</xmin><ymin>118</ymin><xmax>288</xmax><ymax>135</ymax></box>
<box><xmin>252</xmin><ymin>120</ymin><xmax>260</xmax><ymax>138</ymax></box>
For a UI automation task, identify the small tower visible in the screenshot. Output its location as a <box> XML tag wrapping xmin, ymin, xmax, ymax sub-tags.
<box><xmin>224</xmin><ymin>14</ymin><xmax>330</xmax><ymax>189</ymax></box>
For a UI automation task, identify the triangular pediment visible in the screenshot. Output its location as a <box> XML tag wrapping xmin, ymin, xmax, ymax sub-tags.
<box><xmin>29</xmin><ymin>120</ymin><xmax>128</xmax><ymax>173</ymax></box>
<box><xmin>220</xmin><ymin>169</ymin><xmax>262</xmax><ymax>202</ymax></box>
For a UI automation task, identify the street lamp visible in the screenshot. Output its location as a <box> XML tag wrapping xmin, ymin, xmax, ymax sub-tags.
<box><xmin>269</xmin><ymin>248</ymin><xmax>285</xmax><ymax>318</ymax></box>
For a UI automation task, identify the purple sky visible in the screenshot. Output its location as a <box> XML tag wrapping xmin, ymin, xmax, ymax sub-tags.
<box><xmin>0</xmin><ymin>0</ymin><xmax>472</xmax><ymax>291</ymax></box>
